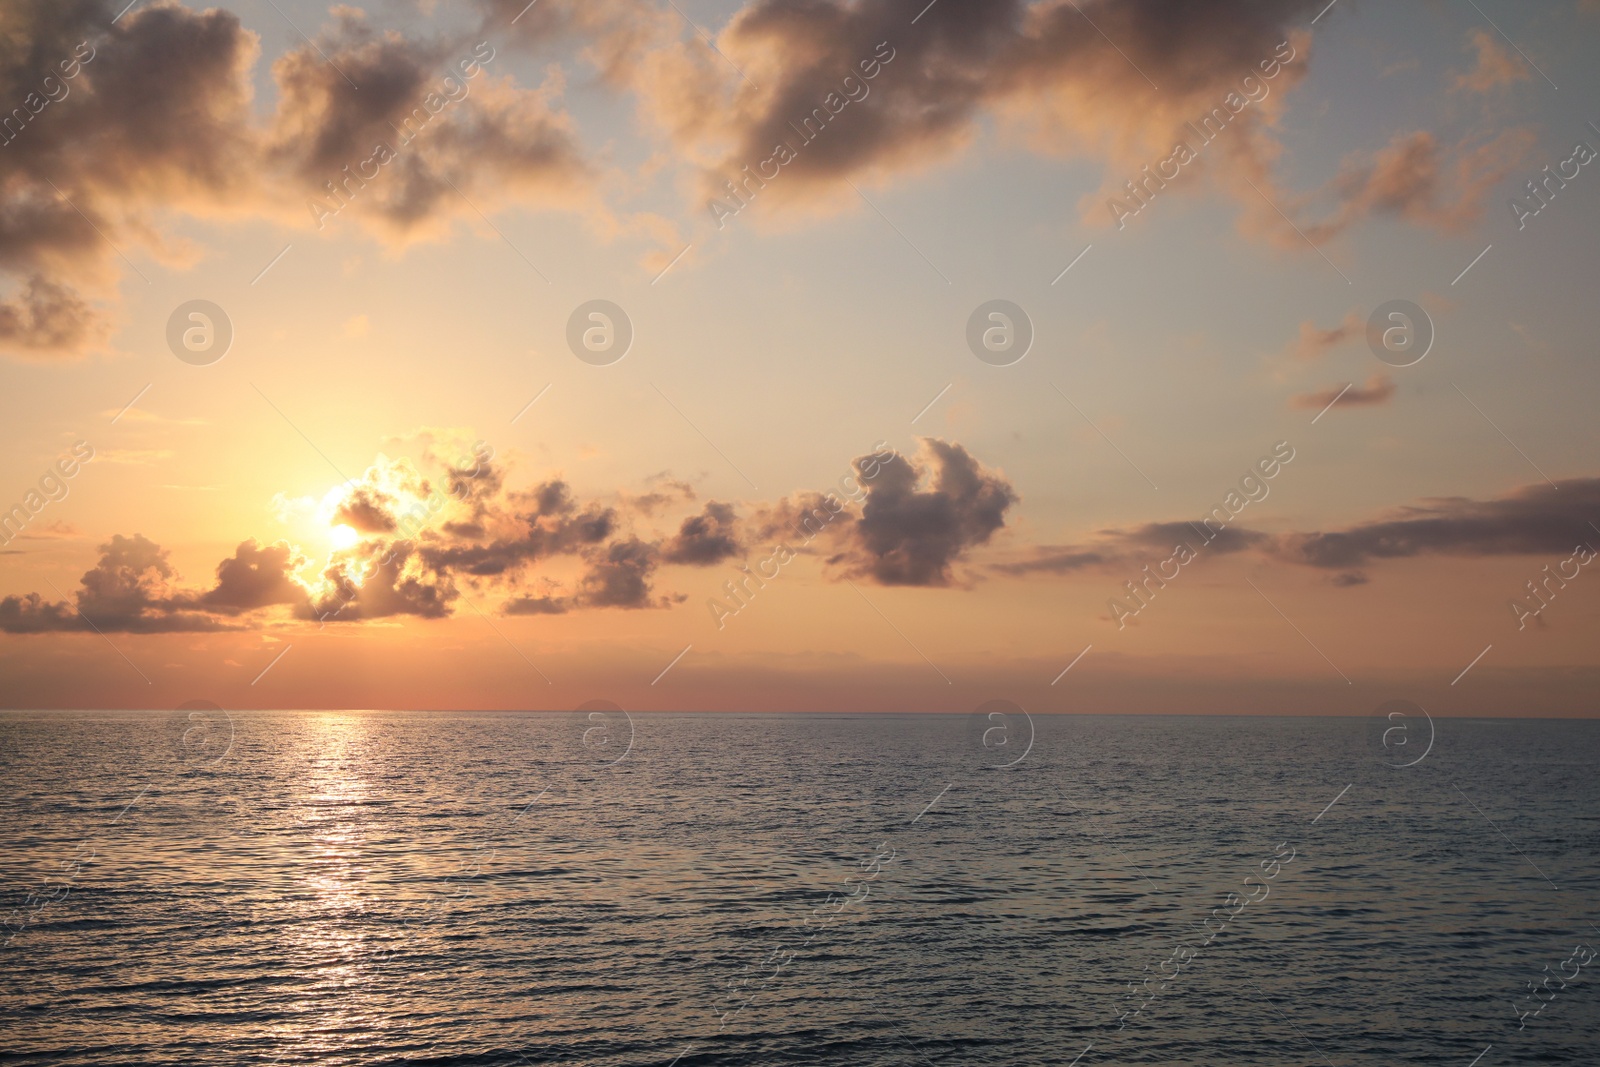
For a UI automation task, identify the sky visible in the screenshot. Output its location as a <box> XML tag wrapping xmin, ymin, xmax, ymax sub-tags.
<box><xmin>1</xmin><ymin>0</ymin><xmax>1598</xmax><ymax>714</ymax></box>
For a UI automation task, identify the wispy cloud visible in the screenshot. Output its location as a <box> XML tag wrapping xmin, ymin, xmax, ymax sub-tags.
<box><xmin>1290</xmin><ymin>372</ymin><xmax>1395</xmax><ymax>412</ymax></box>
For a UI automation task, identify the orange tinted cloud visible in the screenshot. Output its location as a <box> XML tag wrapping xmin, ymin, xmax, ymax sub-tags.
<box><xmin>1297</xmin><ymin>127</ymin><xmax>1537</xmax><ymax>242</ymax></box>
<box><xmin>1453</xmin><ymin>28</ymin><xmax>1531</xmax><ymax>93</ymax></box>
<box><xmin>1284</xmin><ymin>309</ymin><xmax>1363</xmax><ymax>361</ymax></box>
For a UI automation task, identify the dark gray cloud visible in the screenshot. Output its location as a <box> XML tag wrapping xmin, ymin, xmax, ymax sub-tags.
<box><xmin>675</xmin><ymin>0</ymin><xmax>1326</xmax><ymax>217</ymax></box>
<box><xmin>748</xmin><ymin>489</ymin><xmax>854</xmax><ymax>548</ymax></box>
<box><xmin>0</xmin><ymin>0</ymin><xmax>591</xmax><ymax>361</ymax></box>
<box><xmin>0</xmin><ymin>533</ymin><xmax>238</xmax><ymax>632</ymax></box>
<box><xmin>0</xmin><ymin>275</ymin><xmax>107</xmax><ymax>357</ymax></box>
<box><xmin>803</xmin><ymin>439</ymin><xmax>1018</xmax><ymax>586</ymax></box>
<box><xmin>468</xmin><ymin>0</ymin><xmax>1340</xmax><ymax>241</ymax></box>
<box><xmin>661</xmin><ymin>501</ymin><xmax>741</xmax><ymax>565</ymax></box>
<box><xmin>1278</xmin><ymin>480</ymin><xmax>1600</xmax><ymax>569</ymax></box>
<box><xmin>196</xmin><ymin>539</ymin><xmax>308</xmax><ymax>614</ymax></box>
<box><xmin>0</xmin><ymin>592</ymin><xmax>79</xmax><ymax>632</ymax></box>
<box><xmin>740</xmin><ymin>440</ymin><xmax>1017</xmax><ymax>586</ymax></box>
<box><xmin>334</xmin><ymin>491</ymin><xmax>403</xmax><ymax>534</ymax></box>
<box><xmin>0</xmin><ymin>1</ymin><xmax>258</xmax><ymax>359</ymax></box>
<box><xmin>1126</xmin><ymin>521</ymin><xmax>1271</xmax><ymax>555</ymax></box>
<box><xmin>994</xmin><ymin>479</ymin><xmax>1600</xmax><ymax>584</ymax></box>
<box><xmin>991</xmin><ymin>548</ymin><xmax>1107</xmax><ymax>576</ymax></box>
<box><xmin>995</xmin><ymin>521</ymin><xmax>1268</xmax><ymax>575</ymax></box>
<box><xmin>588</xmin><ymin>0</ymin><xmax>1520</xmax><ymax>259</ymax></box>
<box><xmin>420</xmin><ymin>479</ymin><xmax>617</xmax><ymax>577</ymax></box>
<box><xmin>268</xmin><ymin>9</ymin><xmax>589</xmax><ymax>240</ymax></box>
<box><xmin>577</xmin><ymin>537</ymin><xmax>669</xmax><ymax>608</ymax></box>
<box><xmin>503</xmin><ymin>594</ymin><xmax>571</xmax><ymax>615</ymax></box>
<box><xmin>408</xmin><ymin>472</ymin><xmax>672</xmax><ymax>613</ymax></box>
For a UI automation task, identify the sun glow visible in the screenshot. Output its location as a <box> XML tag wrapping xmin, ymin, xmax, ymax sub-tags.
<box><xmin>330</xmin><ymin>523</ymin><xmax>360</xmax><ymax>550</ymax></box>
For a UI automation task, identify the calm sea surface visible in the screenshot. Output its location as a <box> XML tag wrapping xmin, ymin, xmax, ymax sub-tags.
<box><xmin>2</xmin><ymin>711</ymin><xmax>1597</xmax><ymax>1066</ymax></box>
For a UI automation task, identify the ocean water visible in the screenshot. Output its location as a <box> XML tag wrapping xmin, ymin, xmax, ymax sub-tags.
<box><xmin>2</xmin><ymin>710</ymin><xmax>1598</xmax><ymax>1066</ymax></box>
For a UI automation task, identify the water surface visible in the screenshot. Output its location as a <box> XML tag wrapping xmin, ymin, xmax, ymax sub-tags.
<box><xmin>2</xmin><ymin>711</ymin><xmax>1597</xmax><ymax>1065</ymax></box>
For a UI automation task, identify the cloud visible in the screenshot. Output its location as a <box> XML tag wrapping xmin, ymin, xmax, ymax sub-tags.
<box><xmin>1453</xmin><ymin>28</ymin><xmax>1530</xmax><ymax>94</ymax></box>
<box><xmin>485</xmin><ymin>0</ymin><xmax>1332</xmax><ymax>246</ymax></box>
<box><xmin>1</xmin><ymin>0</ymin><xmax>1538</xmax><ymax>350</ymax></box>
<box><xmin>1130</xmin><ymin>521</ymin><xmax>1271</xmax><ymax>555</ymax></box>
<box><xmin>995</xmin><ymin>521</ymin><xmax>1269</xmax><ymax>576</ymax></box>
<box><xmin>420</xmin><ymin>478</ymin><xmax>617</xmax><ymax>577</ymax></box>
<box><xmin>503</xmin><ymin>593</ymin><xmax>571</xmax><ymax>615</ymax></box>
<box><xmin>268</xmin><ymin>10</ymin><xmax>591</xmax><ymax>242</ymax></box>
<box><xmin>624</xmin><ymin>476</ymin><xmax>697</xmax><ymax>517</ymax></box>
<box><xmin>661</xmin><ymin>501</ymin><xmax>741</xmax><ymax>564</ymax></box>
<box><xmin>335</xmin><ymin>491</ymin><xmax>402</xmax><ymax>534</ymax></box>
<box><xmin>788</xmin><ymin>438</ymin><xmax>1017</xmax><ymax>587</ymax></box>
<box><xmin>992</xmin><ymin>548</ymin><xmax>1108</xmax><ymax>576</ymax></box>
<box><xmin>1</xmin><ymin>435</ymin><xmax>1020</xmax><ymax>631</ymax></box>
<box><xmin>195</xmin><ymin>539</ymin><xmax>309</xmax><ymax>613</ymax></box>
<box><xmin>417</xmin><ymin>477</ymin><xmax>692</xmax><ymax>614</ymax></box>
<box><xmin>495</xmin><ymin>438</ymin><xmax>1017</xmax><ymax>595</ymax></box>
<box><xmin>596</xmin><ymin>0</ymin><xmax>1521</xmax><ymax>262</ymax></box>
<box><xmin>662</xmin><ymin>0</ymin><xmax>1324</xmax><ymax>230</ymax></box>
<box><xmin>577</xmin><ymin>537</ymin><xmax>672</xmax><ymax>608</ymax></box>
<box><xmin>0</xmin><ymin>275</ymin><xmax>111</xmax><ymax>357</ymax></box>
<box><xmin>1279</xmin><ymin>480</ymin><xmax>1600</xmax><ymax>570</ymax></box>
<box><xmin>1301</xmin><ymin>128</ymin><xmax>1536</xmax><ymax>239</ymax></box>
<box><xmin>480</xmin><ymin>0</ymin><xmax>1545</xmax><ymax>267</ymax></box>
<box><xmin>992</xmin><ymin>476</ymin><xmax>1600</xmax><ymax>590</ymax></box>
<box><xmin>477</xmin><ymin>0</ymin><xmax>676</xmax><ymax>85</ymax></box>
<box><xmin>0</xmin><ymin>1</ymin><xmax>594</xmax><ymax>361</ymax></box>
<box><xmin>1284</xmin><ymin>309</ymin><xmax>1363</xmax><ymax>361</ymax></box>
<box><xmin>327</xmin><ymin>454</ymin><xmax>439</xmax><ymax>534</ymax></box>
<box><xmin>996</xmin><ymin>479</ymin><xmax>1600</xmax><ymax>586</ymax></box>
<box><xmin>10</xmin><ymin>519</ymin><xmax>80</xmax><ymax>540</ymax></box>
<box><xmin>0</xmin><ymin>1</ymin><xmax>262</xmax><ymax>360</ymax></box>
<box><xmin>0</xmin><ymin>593</ymin><xmax>81</xmax><ymax>633</ymax></box>
<box><xmin>306</xmin><ymin>540</ymin><xmax>457</xmax><ymax>621</ymax></box>
<box><xmin>74</xmin><ymin>533</ymin><xmax>179</xmax><ymax>619</ymax></box>
<box><xmin>10</xmin><ymin>448</ymin><xmax>1599</xmax><ymax>633</ymax></box>
<box><xmin>1289</xmin><ymin>372</ymin><xmax>1396</xmax><ymax>412</ymax></box>
<box><xmin>0</xmin><ymin>533</ymin><xmax>239</xmax><ymax>632</ymax></box>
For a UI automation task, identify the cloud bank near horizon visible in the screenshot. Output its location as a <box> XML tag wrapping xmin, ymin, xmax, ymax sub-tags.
<box><xmin>0</xmin><ymin>437</ymin><xmax>1019</xmax><ymax>632</ymax></box>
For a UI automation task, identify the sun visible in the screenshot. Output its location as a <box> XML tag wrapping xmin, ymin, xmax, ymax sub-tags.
<box><xmin>330</xmin><ymin>523</ymin><xmax>360</xmax><ymax>550</ymax></box>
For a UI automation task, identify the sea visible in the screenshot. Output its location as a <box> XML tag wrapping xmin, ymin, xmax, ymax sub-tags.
<box><xmin>1</xmin><ymin>710</ymin><xmax>1597</xmax><ymax>1065</ymax></box>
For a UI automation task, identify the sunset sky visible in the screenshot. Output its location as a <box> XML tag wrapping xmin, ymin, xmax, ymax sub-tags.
<box><xmin>2</xmin><ymin>0</ymin><xmax>1598</xmax><ymax>713</ymax></box>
